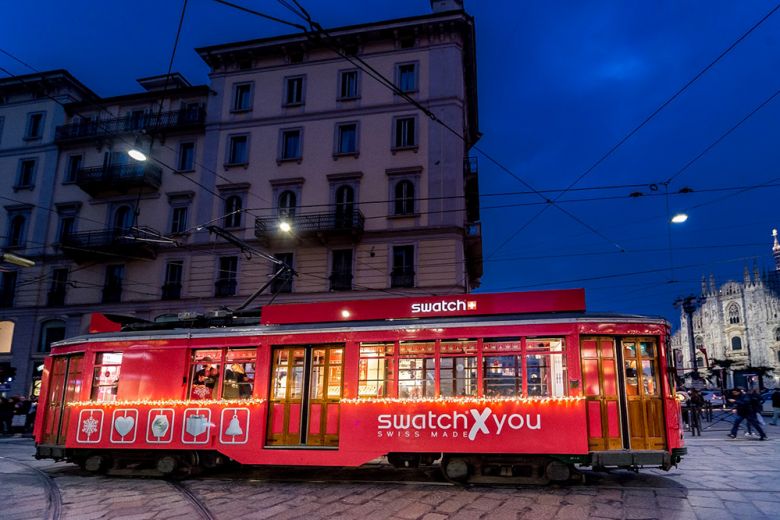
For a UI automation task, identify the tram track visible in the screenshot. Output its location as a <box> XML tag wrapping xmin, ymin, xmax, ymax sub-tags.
<box><xmin>0</xmin><ymin>456</ymin><xmax>63</xmax><ymax>520</ymax></box>
<box><xmin>167</xmin><ymin>480</ymin><xmax>217</xmax><ymax>520</ymax></box>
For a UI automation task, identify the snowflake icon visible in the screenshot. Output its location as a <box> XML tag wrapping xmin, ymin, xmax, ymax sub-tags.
<box><xmin>82</xmin><ymin>416</ymin><xmax>99</xmax><ymax>437</ymax></box>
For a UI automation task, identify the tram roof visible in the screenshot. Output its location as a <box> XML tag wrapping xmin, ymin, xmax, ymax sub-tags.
<box><xmin>51</xmin><ymin>311</ymin><xmax>669</xmax><ymax>349</ymax></box>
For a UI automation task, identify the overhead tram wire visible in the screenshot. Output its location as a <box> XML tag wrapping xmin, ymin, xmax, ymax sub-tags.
<box><xmin>211</xmin><ymin>0</ymin><xmax>626</xmax><ymax>252</ymax></box>
<box><xmin>486</xmin><ymin>1</ymin><xmax>780</xmax><ymax>259</ymax></box>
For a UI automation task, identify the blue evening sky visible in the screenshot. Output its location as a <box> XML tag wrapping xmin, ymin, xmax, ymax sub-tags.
<box><xmin>2</xmin><ymin>1</ymin><xmax>780</xmax><ymax>325</ymax></box>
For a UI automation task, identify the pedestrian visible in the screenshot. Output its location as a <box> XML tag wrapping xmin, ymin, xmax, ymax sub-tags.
<box><xmin>770</xmin><ymin>388</ymin><xmax>780</xmax><ymax>426</ymax></box>
<box><xmin>688</xmin><ymin>389</ymin><xmax>705</xmax><ymax>436</ymax></box>
<box><xmin>728</xmin><ymin>389</ymin><xmax>767</xmax><ymax>440</ymax></box>
<box><xmin>0</xmin><ymin>397</ymin><xmax>13</xmax><ymax>435</ymax></box>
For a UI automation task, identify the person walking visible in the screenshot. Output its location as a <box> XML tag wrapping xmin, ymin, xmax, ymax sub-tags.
<box><xmin>770</xmin><ymin>388</ymin><xmax>780</xmax><ymax>426</ymax></box>
<box><xmin>688</xmin><ymin>389</ymin><xmax>705</xmax><ymax>436</ymax></box>
<box><xmin>728</xmin><ymin>389</ymin><xmax>767</xmax><ymax>440</ymax></box>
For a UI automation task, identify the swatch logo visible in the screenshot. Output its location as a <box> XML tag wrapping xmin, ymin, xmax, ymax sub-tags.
<box><xmin>410</xmin><ymin>300</ymin><xmax>477</xmax><ymax>314</ymax></box>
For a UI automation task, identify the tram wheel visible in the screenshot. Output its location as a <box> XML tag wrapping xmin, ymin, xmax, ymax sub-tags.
<box><xmin>84</xmin><ymin>454</ymin><xmax>110</xmax><ymax>474</ymax></box>
<box><xmin>441</xmin><ymin>456</ymin><xmax>471</xmax><ymax>483</ymax></box>
<box><xmin>544</xmin><ymin>460</ymin><xmax>572</xmax><ymax>482</ymax></box>
<box><xmin>156</xmin><ymin>456</ymin><xmax>179</xmax><ymax>475</ymax></box>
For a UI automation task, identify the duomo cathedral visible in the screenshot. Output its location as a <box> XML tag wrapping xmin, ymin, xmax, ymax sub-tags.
<box><xmin>671</xmin><ymin>230</ymin><xmax>780</xmax><ymax>389</ymax></box>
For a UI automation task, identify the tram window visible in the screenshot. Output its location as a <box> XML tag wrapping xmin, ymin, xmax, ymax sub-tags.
<box><xmin>309</xmin><ymin>348</ymin><xmax>344</xmax><ymax>400</ymax></box>
<box><xmin>223</xmin><ymin>348</ymin><xmax>256</xmax><ymax>399</ymax></box>
<box><xmin>484</xmin><ymin>355</ymin><xmax>522</xmax><ymax>396</ymax></box>
<box><xmin>526</xmin><ymin>353</ymin><xmax>566</xmax><ymax>397</ymax></box>
<box><xmin>625</xmin><ymin>360</ymin><xmax>639</xmax><ymax>395</ymax></box>
<box><xmin>641</xmin><ymin>360</ymin><xmax>657</xmax><ymax>395</ymax></box>
<box><xmin>358</xmin><ymin>343</ymin><xmax>395</xmax><ymax>398</ymax></box>
<box><xmin>440</xmin><ymin>356</ymin><xmax>477</xmax><ymax>396</ymax></box>
<box><xmin>190</xmin><ymin>349</ymin><xmax>222</xmax><ymax>400</ymax></box>
<box><xmin>399</xmin><ymin>341</ymin><xmax>435</xmax><ymax>398</ymax></box>
<box><xmin>90</xmin><ymin>352</ymin><xmax>122</xmax><ymax>402</ymax></box>
<box><xmin>272</xmin><ymin>348</ymin><xmax>305</xmax><ymax>400</ymax></box>
<box><xmin>639</xmin><ymin>341</ymin><xmax>655</xmax><ymax>357</ymax></box>
<box><xmin>398</xmin><ymin>358</ymin><xmax>435</xmax><ymax>398</ymax></box>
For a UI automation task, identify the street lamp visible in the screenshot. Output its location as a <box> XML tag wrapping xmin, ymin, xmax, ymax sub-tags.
<box><xmin>0</xmin><ymin>252</ymin><xmax>35</xmax><ymax>268</ymax></box>
<box><xmin>674</xmin><ymin>295</ymin><xmax>704</xmax><ymax>382</ymax></box>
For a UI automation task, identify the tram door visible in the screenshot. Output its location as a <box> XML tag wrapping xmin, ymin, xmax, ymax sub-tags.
<box><xmin>40</xmin><ymin>354</ymin><xmax>84</xmax><ymax>445</ymax></box>
<box><xmin>266</xmin><ymin>345</ymin><xmax>343</xmax><ymax>447</ymax></box>
<box><xmin>581</xmin><ymin>337</ymin><xmax>623</xmax><ymax>450</ymax></box>
<box><xmin>621</xmin><ymin>338</ymin><xmax>666</xmax><ymax>449</ymax></box>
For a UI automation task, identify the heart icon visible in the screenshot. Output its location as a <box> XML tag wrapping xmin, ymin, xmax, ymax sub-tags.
<box><xmin>114</xmin><ymin>416</ymin><xmax>135</xmax><ymax>437</ymax></box>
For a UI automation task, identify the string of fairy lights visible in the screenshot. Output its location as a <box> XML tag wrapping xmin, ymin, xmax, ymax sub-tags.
<box><xmin>66</xmin><ymin>396</ymin><xmax>585</xmax><ymax>407</ymax></box>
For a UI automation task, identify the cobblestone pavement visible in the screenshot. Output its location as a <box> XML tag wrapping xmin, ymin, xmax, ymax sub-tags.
<box><xmin>1</xmin><ymin>417</ymin><xmax>778</xmax><ymax>520</ymax></box>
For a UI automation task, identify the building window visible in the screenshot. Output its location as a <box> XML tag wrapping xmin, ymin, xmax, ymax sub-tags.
<box><xmin>334</xmin><ymin>185</ymin><xmax>355</xmax><ymax>227</ymax></box>
<box><xmin>391</xmin><ymin>245</ymin><xmax>415</xmax><ymax>288</ymax></box>
<box><xmin>280</xmin><ymin>129</ymin><xmax>302</xmax><ymax>161</ymax></box>
<box><xmin>64</xmin><ymin>154</ymin><xmax>82</xmax><ymax>183</ymax></box>
<box><xmin>232</xmin><ymin>82</ymin><xmax>253</xmax><ymax>112</ymax></box>
<box><xmin>215</xmin><ymin>256</ymin><xmax>238</xmax><ymax>297</ymax></box>
<box><xmin>358</xmin><ymin>343</ymin><xmax>395</xmax><ymax>398</ymax></box>
<box><xmin>728</xmin><ymin>303</ymin><xmax>740</xmax><ymax>324</ymax></box>
<box><xmin>227</xmin><ymin>134</ymin><xmax>249</xmax><ymax>165</ymax></box>
<box><xmin>396</xmin><ymin>63</ymin><xmax>418</xmax><ymax>93</ymax></box>
<box><xmin>90</xmin><ymin>352</ymin><xmax>122</xmax><ymax>401</ymax></box>
<box><xmin>278</xmin><ymin>190</ymin><xmax>297</xmax><ymax>217</ymax></box>
<box><xmin>103</xmin><ymin>265</ymin><xmax>124</xmax><ymax>303</ymax></box>
<box><xmin>339</xmin><ymin>69</ymin><xmax>359</xmax><ymax>99</ymax></box>
<box><xmin>394</xmin><ymin>180</ymin><xmax>415</xmax><ymax>215</ymax></box>
<box><xmin>112</xmin><ymin>205</ymin><xmax>134</xmax><ymax>233</ymax></box>
<box><xmin>162</xmin><ymin>261</ymin><xmax>183</xmax><ymax>300</ymax></box>
<box><xmin>38</xmin><ymin>319</ymin><xmax>66</xmax><ymax>354</ymax></box>
<box><xmin>284</xmin><ymin>76</ymin><xmax>304</xmax><ymax>106</ymax></box>
<box><xmin>177</xmin><ymin>142</ymin><xmax>195</xmax><ymax>171</ymax></box>
<box><xmin>48</xmin><ymin>268</ymin><xmax>68</xmax><ymax>306</ymax></box>
<box><xmin>775</xmin><ymin>327</ymin><xmax>780</xmax><ymax>342</ymax></box>
<box><xmin>330</xmin><ymin>249</ymin><xmax>353</xmax><ymax>291</ymax></box>
<box><xmin>170</xmin><ymin>206</ymin><xmax>188</xmax><ymax>234</ymax></box>
<box><xmin>25</xmin><ymin>112</ymin><xmax>44</xmax><ymax>139</ymax></box>
<box><xmin>57</xmin><ymin>216</ymin><xmax>75</xmax><ymax>243</ymax></box>
<box><xmin>0</xmin><ymin>272</ymin><xmax>17</xmax><ymax>307</ymax></box>
<box><xmin>335</xmin><ymin>123</ymin><xmax>358</xmax><ymax>155</ymax></box>
<box><xmin>0</xmin><ymin>116</ymin><xmax>4</xmax><ymax>146</ymax></box>
<box><xmin>731</xmin><ymin>336</ymin><xmax>743</xmax><ymax>351</ymax></box>
<box><xmin>7</xmin><ymin>215</ymin><xmax>27</xmax><ymax>248</ymax></box>
<box><xmin>16</xmin><ymin>159</ymin><xmax>36</xmax><ymax>188</ymax></box>
<box><xmin>393</xmin><ymin>116</ymin><xmax>417</xmax><ymax>149</ymax></box>
<box><xmin>271</xmin><ymin>253</ymin><xmax>293</xmax><ymax>294</ymax></box>
<box><xmin>223</xmin><ymin>195</ymin><xmax>243</xmax><ymax>228</ymax></box>
<box><xmin>0</xmin><ymin>321</ymin><xmax>14</xmax><ymax>354</ymax></box>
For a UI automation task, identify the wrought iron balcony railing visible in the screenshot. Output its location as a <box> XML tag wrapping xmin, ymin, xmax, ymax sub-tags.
<box><xmin>329</xmin><ymin>272</ymin><xmax>353</xmax><ymax>291</ymax></box>
<box><xmin>255</xmin><ymin>209</ymin><xmax>365</xmax><ymax>244</ymax></box>
<box><xmin>76</xmin><ymin>163</ymin><xmax>162</xmax><ymax>197</ymax></box>
<box><xmin>161</xmin><ymin>283</ymin><xmax>182</xmax><ymax>300</ymax></box>
<box><xmin>55</xmin><ymin>107</ymin><xmax>206</xmax><ymax>142</ymax></box>
<box><xmin>59</xmin><ymin>226</ymin><xmax>162</xmax><ymax>263</ymax></box>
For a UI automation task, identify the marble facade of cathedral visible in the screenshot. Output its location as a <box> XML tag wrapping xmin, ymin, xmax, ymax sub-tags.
<box><xmin>670</xmin><ymin>230</ymin><xmax>780</xmax><ymax>389</ymax></box>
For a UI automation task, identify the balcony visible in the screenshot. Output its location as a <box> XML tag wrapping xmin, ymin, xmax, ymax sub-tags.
<box><xmin>55</xmin><ymin>107</ymin><xmax>206</xmax><ymax>143</ymax></box>
<box><xmin>329</xmin><ymin>271</ymin><xmax>353</xmax><ymax>291</ymax></box>
<box><xmin>255</xmin><ymin>209</ymin><xmax>365</xmax><ymax>246</ymax></box>
<box><xmin>47</xmin><ymin>289</ymin><xmax>66</xmax><ymax>306</ymax></box>
<box><xmin>76</xmin><ymin>163</ymin><xmax>162</xmax><ymax>197</ymax></box>
<box><xmin>161</xmin><ymin>283</ymin><xmax>182</xmax><ymax>300</ymax></box>
<box><xmin>391</xmin><ymin>270</ymin><xmax>415</xmax><ymax>289</ymax></box>
<box><xmin>214</xmin><ymin>278</ymin><xmax>237</xmax><ymax>298</ymax></box>
<box><xmin>59</xmin><ymin>227</ymin><xmax>161</xmax><ymax>263</ymax></box>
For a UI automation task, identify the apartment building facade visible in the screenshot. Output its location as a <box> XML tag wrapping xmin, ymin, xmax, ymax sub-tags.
<box><xmin>0</xmin><ymin>1</ymin><xmax>481</xmax><ymax>397</ymax></box>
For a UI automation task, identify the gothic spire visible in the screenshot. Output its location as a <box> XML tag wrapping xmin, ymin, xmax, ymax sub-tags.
<box><xmin>773</xmin><ymin>229</ymin><xmax>780</xmax><ymax>271</ymax></box>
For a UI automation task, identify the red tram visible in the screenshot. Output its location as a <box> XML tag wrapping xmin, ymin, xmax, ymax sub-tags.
<box><xmin>34</xmin><ymin>289</ymin><xmax>685</xmax><ymax>484</ymax></box>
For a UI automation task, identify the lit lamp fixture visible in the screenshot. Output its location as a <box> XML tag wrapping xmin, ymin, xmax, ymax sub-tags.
<box><xmin>279</xmin><ymin>221</ymin><xmax>292</xmax><ymax>233</ymax></box>
<box><xmin>1</xmin><ymin>252</ymin><xmax>35</xmax><ymax>268</ymax></box>
<box><xmin>671</xmin><ymin>213</ymin><xmax>688</xmax><ymax>224</ymax></box>
<box><xmin>341</xmin><ymin>309</ymin><xmax>351</xmax><ymax>319</ymax></box>
<box><xmin>127</xmin><ymin>148</ymin><xmax>148</xmax><ymax>161</ymax></box>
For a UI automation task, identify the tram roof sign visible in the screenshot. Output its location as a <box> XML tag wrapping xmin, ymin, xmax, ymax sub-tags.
<box><xmin>260</xmin><ymin>289</ymin><xmax>586</xmax><ymax>326</ymax></box>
